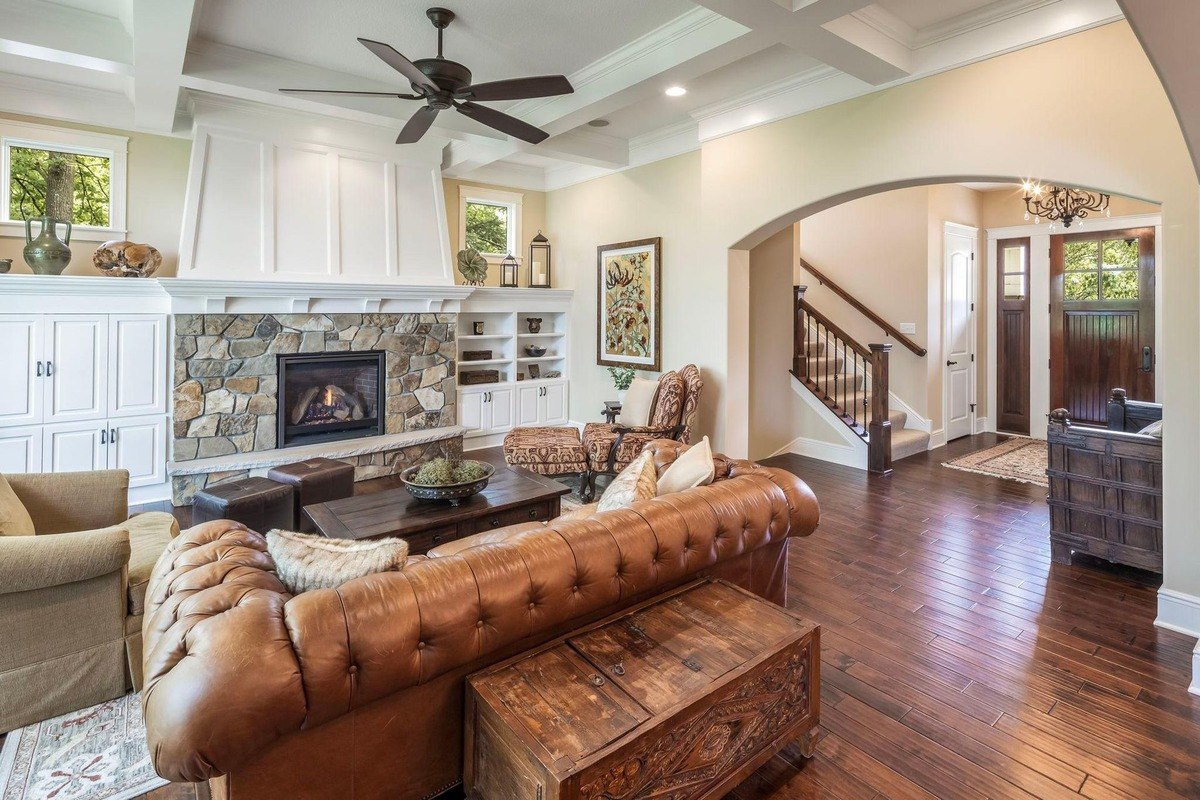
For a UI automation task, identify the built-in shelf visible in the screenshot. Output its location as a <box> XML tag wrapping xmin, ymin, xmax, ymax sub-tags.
<box><xmin>461</xmin><ymin>358</ymin><xmax>511</xmax><ymax>366</ymax></box>
<box><xmin>459</xmin><ymin>333</ymin><xmax>513</xmax><ymax>340</ymax></box>
<box><xmin>456</xmin><ymin>303</ymin><xmax>569</xmax><ymax>385</ymax></box>
<box><xmin>517</xmin><ymin>356</ymin><xmax>563</xmax><ymax>363</ymax></box>
<box><xmin>518</xmin><ymin>332</ymin><xmax>565</xmax><ymax>339</ymax></box>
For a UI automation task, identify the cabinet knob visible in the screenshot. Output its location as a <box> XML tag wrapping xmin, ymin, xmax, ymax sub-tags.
<box><xmin>432</xmin><ymin>533</ymin><xmax>445</xmax><ymax>543</ymax></box>
<box><xmin>490</xmin><ymin>518</ymin><xmax>501</xmax><ymax>528</ymax></box>
<box><xmin>110</xmin><ymin>428</ymin><xmax>117</xmax><ymax>443</ymax></box>
<box><xmin>100</xmin><ymin>429</ymin><xmax>107</xmax><ymax>445</ymax></box>
<box><xmin>36</xmin><ymin>361</ymin><xmax>43</xmax><ymax>377</ymax></box>
<box><xmin>529</xmin><ymin>508</ymin><xmax>538</xmax><ymax>518</ymax></box>
<box><xmin>45</xmin><ymin>361</ymin><xmax>53</xmax><ymax>376</ymax></box>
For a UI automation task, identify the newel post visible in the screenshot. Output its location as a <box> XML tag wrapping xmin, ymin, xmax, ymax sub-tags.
<box><xmin>868</xmin><ymin>343</ymin><xmax>892</xmax><ymax>476</ymax></box>
<box><xmin>794</xmin><ymin>285</ymin><xmax>808</xmax><ymax>379</ymax></box>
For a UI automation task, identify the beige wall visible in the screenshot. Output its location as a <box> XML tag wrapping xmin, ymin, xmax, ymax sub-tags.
<box><xmin>548</xmin><ymin>22</ymin><xmax>1200</xmax><ymax>602</ymax></box>
<box><xmin>0</xmin><ymin>113</ymin><xmax>190</xmax><ymax>277</ymax></box>
<box><xmin>442</xmin><ymin>178</ymin><xmax>546</xmax><ymax>287</ymax></box>
<box><xmin>979</xmin><ymin>188</ymin><xmax>1160</xmax><ymax>228</ymax></box>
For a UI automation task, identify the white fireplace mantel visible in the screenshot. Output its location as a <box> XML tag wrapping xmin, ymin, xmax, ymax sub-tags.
<box><xmin>157</xmin><ymin>278</ymin><xmax>475</xmax><ymax>314</ymax></box>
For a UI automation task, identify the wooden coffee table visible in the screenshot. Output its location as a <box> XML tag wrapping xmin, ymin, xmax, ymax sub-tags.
<box><xmin>304</xmin><ymin>465</ymin><xmax>571</xmax><ymax>555</ymax></box>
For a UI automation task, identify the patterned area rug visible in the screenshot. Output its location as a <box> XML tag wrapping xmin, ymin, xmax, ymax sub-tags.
<box><xmin>0</xmin><ymin>693</ymin><xmax>165</xmax><ymax>800</ymax></box>
<box><xmin>942</xmin><ymin>437</ymin><xmax>1049</xmax><ymax>487</ymax></box>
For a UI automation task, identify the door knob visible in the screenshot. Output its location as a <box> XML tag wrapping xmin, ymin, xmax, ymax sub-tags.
<box><xmin>946</xmin><ymin>360</ymin><xmax>958</xmax><ymax>366</ymax></box>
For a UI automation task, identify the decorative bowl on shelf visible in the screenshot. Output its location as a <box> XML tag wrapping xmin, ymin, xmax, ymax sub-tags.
<box><xmin>524</xmin><ymin>345</ymin><xmax>547</xmax><ymax>357</ymax></box>
<box><xmin>399</xmin><ymin>459</ymin><xmax>495</xmax><ymax>506</ymax></box>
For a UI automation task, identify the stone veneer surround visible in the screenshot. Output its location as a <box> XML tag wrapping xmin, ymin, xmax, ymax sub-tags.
<box><xmin>171</xmin><ymin>312</ymin><xmax>459</xmax><ymax>504</ymax></box>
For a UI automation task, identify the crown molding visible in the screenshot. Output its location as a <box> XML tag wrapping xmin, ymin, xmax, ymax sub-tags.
<box><xmin>915</xmin><ymin>0</ymin><xmax>1061</xmax><ymax>48</ymax></box>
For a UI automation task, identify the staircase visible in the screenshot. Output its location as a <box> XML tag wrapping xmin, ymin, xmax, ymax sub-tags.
<box><xmin>792</xmin><ymin>284</ymin><xmax>931</xmax><ymax>473</ymax></box>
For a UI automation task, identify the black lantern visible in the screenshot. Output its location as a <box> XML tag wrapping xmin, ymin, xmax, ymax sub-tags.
<box><xmin>500</xmin><ymin>253</ymin><xmax>519</xmax><ymax>287</ymax></box>
<box><xmin>529</xmin><ymin>230</ymin><xmax>551</xmax><ymax>288</ymax></box>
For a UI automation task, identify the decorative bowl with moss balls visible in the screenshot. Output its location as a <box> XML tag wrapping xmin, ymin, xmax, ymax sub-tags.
<box><xmin>399</xmin><ymin>458</ymin><xmax>495</xmax><ymax>505</ymax></box>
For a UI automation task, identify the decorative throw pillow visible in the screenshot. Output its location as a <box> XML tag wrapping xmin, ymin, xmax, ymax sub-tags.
<box><xmin>0</xmin><ymin>475</ymin><xmax>35</xmax><ymax>536</ymax></box>
<box><xmin>597</xmin><ymin>451</ymin><xmax>657</xmax><ymax>512</ymax></box>
<box><xmin>266</xmin><ymin>528</ymin><xmax>409</xmax><ymax>594</ymax></box>
<box><xmin>620</xmin><ymin>376</ymin><xmax>659</xmax><ymax>427</ymax></box>
<box><xmin>657</xmin><ymin>436</ymin><xmax>716</xmax><ymax>495</ymax></box>
<box><xmin>1138</xmin><ymin>419</ymin><xmax>1163</xmax><ymax>438</ymax></box>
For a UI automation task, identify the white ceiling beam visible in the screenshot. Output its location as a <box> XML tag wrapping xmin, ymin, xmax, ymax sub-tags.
<box><xmin>689</xmin><ymin>0</ymin><xmax>910</xmax><ymax>84</ymax></box>
<box><xmin>130</xmin><ymin>0</ymin><xmax>202</xmax><ymax>132</ymax></box>
<box><xmin>0</xmin><ymin>0</ymin><xmax>131</xmax><ymax>76</ymax></box>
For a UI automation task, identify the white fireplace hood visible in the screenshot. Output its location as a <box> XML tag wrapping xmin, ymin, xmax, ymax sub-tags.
<box><xmin>177</xmin><ymin>97</ymin><xmax>455</xmax><ymax>287</ymax></box>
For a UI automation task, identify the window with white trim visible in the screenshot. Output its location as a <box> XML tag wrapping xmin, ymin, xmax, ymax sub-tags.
<box><xmin>0</xmin><ymin>120</ymin><xmax>128</xmax><ymax>241</ymax></box>
<box><xmin>458</xmin><ymin>185</ymin><xmax>522</xmax><ymax>262</ymax></box>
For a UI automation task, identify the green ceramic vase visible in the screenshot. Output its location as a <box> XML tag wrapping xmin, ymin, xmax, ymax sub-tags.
<box><xmin>23</xmin><ymin>216</ymin><xmax>72</xmax><ymax>275</ymax></box>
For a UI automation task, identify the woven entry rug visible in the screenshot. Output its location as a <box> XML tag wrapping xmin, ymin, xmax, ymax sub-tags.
<box><xmin>0</xmin><ymin>693</ymin><xmax>166</xmax><ymax>800</ymax></box>
<box><xmin>941</xmin><ymin>437</ymin><xmax>1049</xmax><ymax>487</ymax></box>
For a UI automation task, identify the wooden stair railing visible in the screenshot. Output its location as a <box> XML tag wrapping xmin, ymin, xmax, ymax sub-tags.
<box><xmin>798</xmin><ymin>257</ymin><xmax>927</xmax><ymax>358</ymax></box>
<box><xmin>793</xmin><ymin>285</ymin><xmax>893</xmax><ymax>475</ymax></box>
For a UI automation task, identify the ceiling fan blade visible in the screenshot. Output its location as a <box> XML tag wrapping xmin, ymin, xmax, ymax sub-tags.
<box><xmin>396</xmin><ymin>106</ymin><xmax>440</xmax><ymax>144</ymax></box>
<box><xmin>456</xmin><ymin>101</ymin><xmax>549</xmax><ymax>144</ymax></box>
<box><xmin>357</xmin><ymin>38</ymin><xmax>438</xmax><ymax>93</ymax></box>
<box><xmin>279</xmin><ymin>89</ymin><xmax>409</xmax><ymax>98</ymax></box>
<box><xmin>461</xmin><ymin>75</ymin><xmax>574</xmax><ymax>102</ymax></box>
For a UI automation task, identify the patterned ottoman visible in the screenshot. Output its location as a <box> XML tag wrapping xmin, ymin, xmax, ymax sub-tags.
<box><xmin>503</xmin><ymin>426</ymin><xmax>590</xmax><ymax>496</ymax></box>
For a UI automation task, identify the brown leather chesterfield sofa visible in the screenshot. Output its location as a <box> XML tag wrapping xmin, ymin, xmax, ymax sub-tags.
<box><xmin>141</xmin><ymin>441</ymin><xmax>819</xmax><ymax>800</ymax></box>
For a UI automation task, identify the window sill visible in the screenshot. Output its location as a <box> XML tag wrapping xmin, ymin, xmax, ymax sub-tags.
<box><xmin>0</xmin><ymin>220</ymin><xmax>128</xmax><ymax>243</ymax></box>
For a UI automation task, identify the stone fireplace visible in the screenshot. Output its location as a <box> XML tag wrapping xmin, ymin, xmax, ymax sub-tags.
<box><xmin>169</xmin><ymin>311</ymin><xmax>463</xmax><ymax>505</ymax></box>
<box><xmin>277</xmin><ymin>351</ymin><xmax>385</xmax><ymax>448</ymax></box>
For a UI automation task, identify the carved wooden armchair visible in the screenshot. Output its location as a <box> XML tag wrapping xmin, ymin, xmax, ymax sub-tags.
<box><xmin>581</xmin><ymin>364</ymin><xmax>703</xmax><ymax>497</ymax></box>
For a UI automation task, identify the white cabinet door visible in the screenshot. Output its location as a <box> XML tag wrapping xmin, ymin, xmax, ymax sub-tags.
<box><xmin>109</xmin><ymin>315</ymin><xmax>167</xmax><ymax>417</ymax></box>
<box><xmin>516</xmin><ymin>385</ymin><xmax>541</xmax><ymax>427</ymax></box>
<box><xmin>43</xmin><ymin>421</ymin><xmax>107</xmax><ymax>473</ymax></box>
<box><xmin>0</xmin><ymin>426</ymin><xmax>42</xmax><ymax>473</ymax></box>
<box><xmin>109</xmin><ymin>415</ymin><xmax>167</xmax><ymax>488</ymax></box>
<box><xmin>459</xmin><ymin>388</ymin><xmax>487</xmax><ymax>436</ymax></box>
<box><xmin>0</xmin><ymin>316</ymin><xmax>43</xmax><ymax>427</ymax></box>
<box><xmin>541</xmin><ymin>381</ymin><xmax>568</xmax><ymax>425</ymax></box>
<box><xmin>488</xmin><ymin>387</ymin><xmax>514</xmax><ymax>433</ymax></box>
<box><xmin>44</xmin><ymin>315</ymin><xmax>108</xmax><ymax>423</ymax></box>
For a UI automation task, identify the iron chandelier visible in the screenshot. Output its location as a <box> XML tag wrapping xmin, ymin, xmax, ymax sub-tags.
<box><xmin>1022</xmin><ymin>182</ymin><xmax>1110</xmax><ymax>228</ymax></box>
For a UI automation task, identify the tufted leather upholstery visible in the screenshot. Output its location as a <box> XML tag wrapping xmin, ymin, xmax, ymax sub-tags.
<box><xmin>141</xmin><ymin>443</ymin><xmax>819</xmax><ymax>798</ymax></box>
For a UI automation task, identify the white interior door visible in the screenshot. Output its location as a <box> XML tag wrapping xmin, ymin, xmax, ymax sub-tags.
<box><xmin>43</xmin><ymin>421</ymin><xmax>107</xmax><ymax>473</ymax></box>
<box><xmin>109</xmin><ymin>315</ymin><xmax>167</xmax><ymax>417</ymax></box>
<box><xmin>45</xmin><ymin>315</ymin><xmax>108</xmax><ymax>423</ymax></box>
<box><xmin>0</xmin><ymin>316</ymin><xmax>43</xmax><ymax>427</ymax></box>
<box><xmin>0</xmin><ymin>426</ymin><xmax>43</xmax><ymax>473</ymax></box>
<box><xmin>944</xmin><ymin>228</ymin><xmax>976</xmax><ymax>442</ymax></box>
<box><xmin>541</xmin><ymin>382</ymin><xmax>568</xmax><ymax>425</ymax></box>
<box><xmin>110</xmin><ymin>415</ymin><xmax>167</xmax><ymax>488</ymax></box>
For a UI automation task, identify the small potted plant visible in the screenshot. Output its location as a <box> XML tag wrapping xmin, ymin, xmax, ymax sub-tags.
<box><xmin>608</xmin><ymin>367</ymin><xmax>636</xmax><ymax>402</ymax></box>
<box><xmin>400</xmin><ymin>457</ymin><xmax>495</xmax><ymax>505</ymax></box>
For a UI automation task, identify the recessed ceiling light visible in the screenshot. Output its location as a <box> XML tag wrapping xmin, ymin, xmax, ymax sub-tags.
<box><xmin>665</xmin><ymin>86</ymin><xmax>687</xmax><ymax>97</ymax></box>
<box><xmin>587</xmin><ymin>119</ymin><xmax>611</xmax><ymax>127</ymax></box>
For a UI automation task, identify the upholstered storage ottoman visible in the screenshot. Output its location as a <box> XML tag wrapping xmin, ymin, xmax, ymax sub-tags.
<box><xmin>267</xmin><ymin>457</ymin><xmax>356</xmax><ymax>532</ymax></box>
<box><xmin>502</xmin><ymin>426</ymin><xmax>588</xmax><ymax>476</ymax></box>
<box><xmin>192</xmin><ymin>477</ymin><xmax>294</xmax><ymax>533</ymax></box>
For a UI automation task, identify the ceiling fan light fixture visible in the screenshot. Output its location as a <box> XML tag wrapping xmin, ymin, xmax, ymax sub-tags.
<box><xmin>665</xmin><ymin>86</ymin><xmax>687</xmax><ymax>97</ymax></box>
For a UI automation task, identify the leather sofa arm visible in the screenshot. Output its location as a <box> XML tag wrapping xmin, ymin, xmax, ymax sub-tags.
<box><xmin>8</xmin><ymin>470</ymin><xmax>130</xmax><ymax>534</ymax></box>
<box><xmin>0</xmin><ymin>526</ymin><xmax>130</xmax><ymax>594</ymax></box>
<box><xmin>141</xmin><ymin>520</ymin><xmax>306</xmax><ymax>784</ymax></box>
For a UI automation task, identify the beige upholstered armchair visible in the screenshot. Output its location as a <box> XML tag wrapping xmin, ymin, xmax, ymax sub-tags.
<box><xmin>0</xmin><ymin>470</ymin><xmax>179</xmax><ymax>733</ymax></box>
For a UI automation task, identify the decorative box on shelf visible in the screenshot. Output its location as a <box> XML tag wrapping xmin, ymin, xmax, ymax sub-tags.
<box><xmin>461</xmin><ymin>370</ymin><xmax>501</xmax><ymax>385</ymax></box>
<box><xmin>462</xmin><ymin>350</ymin><xmax>494</xmax><ymax>362</ymax></box>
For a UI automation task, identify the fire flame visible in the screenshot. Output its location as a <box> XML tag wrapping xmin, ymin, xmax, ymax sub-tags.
<box><xmin>323</xmin><ymin>386</ymin><xmax>334</xmax><ymax>406</ymax></box>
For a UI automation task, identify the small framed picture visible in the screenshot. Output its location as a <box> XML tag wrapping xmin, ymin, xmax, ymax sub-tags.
<box><xmin>472</xmin><ymin>321</ymin><xmax>485</xmax><ymax>335</ymax></box>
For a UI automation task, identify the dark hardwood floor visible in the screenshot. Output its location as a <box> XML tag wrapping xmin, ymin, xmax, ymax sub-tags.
<box><xmin>132</xmin><ymin>434</ymin><xmax>1197</xmax><ymax>799</ymax></box>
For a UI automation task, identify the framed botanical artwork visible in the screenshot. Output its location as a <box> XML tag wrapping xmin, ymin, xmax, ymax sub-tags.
<box><xmin>597</xmin><ymin>237</ymin><xmax>662</xmax><ymax>371</ymax></box>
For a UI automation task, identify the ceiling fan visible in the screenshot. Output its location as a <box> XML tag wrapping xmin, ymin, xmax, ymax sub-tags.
<box><xmin>279</xmin><ymin>7</ymin><xmax>573</xmax><ymax>145</ymax></box>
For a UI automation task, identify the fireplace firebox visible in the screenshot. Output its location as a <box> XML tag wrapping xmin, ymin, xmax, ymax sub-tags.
<box><xmin>277</xmin><ymin>351</ymin><xmax>386</xmax><ymax>448</ymax></box>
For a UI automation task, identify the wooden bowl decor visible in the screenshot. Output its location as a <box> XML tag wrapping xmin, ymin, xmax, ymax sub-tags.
<box><xmin>524</xmin><ymin>345</ymin><xmax>547</xmax><ymax>357</ymax></box>
<box><xmin>93</xmin><ymin>240</ymin><xmax>162</xmax><ymax>278</ymax></box>
<box><xmin>400</xmin><ymin>458</ymin><xmax>494</xmax><ymax>505</ymax></box>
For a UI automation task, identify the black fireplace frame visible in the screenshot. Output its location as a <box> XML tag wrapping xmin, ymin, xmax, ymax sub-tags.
<box><xmin>276</xmin><ymin>351</ymin><xmax>387</xmax><ymax>448</ymax></box>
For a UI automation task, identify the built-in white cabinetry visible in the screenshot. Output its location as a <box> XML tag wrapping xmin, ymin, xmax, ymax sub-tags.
<box><xmin>455</xmin><ymin>289</ymin><xmax>573</xmax><ymax>449</ymax></box>
<box><xmin>0</xmin><ymin>307</ymin><xmax>168</xmax><ymax>496</ymax></box>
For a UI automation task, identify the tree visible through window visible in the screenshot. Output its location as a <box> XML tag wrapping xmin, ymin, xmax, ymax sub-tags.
<box><xmin>465</xmin><ymin>201</ymin><xmax>509</xmax><ymax>254</ymax></box>
<box><xmin>1063</xmin><ymin>237</ymin><xmax>1139</xmax><ymax>301</ymax></box>
<box><xmin>8</xmin><ymin>146</ymin><xmax>111</xmax><ymax>226</ymax></box>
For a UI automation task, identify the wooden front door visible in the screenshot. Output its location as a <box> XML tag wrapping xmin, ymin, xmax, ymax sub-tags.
<box><xmin>996</xmin><ymin>238</ymin><xmax>1031</xmax><ymax>434</ymax></box>
<box><xmin>1050</xmin><ymin>227</ymin><xmax>1155</xmax><ymax>425</ymax></box>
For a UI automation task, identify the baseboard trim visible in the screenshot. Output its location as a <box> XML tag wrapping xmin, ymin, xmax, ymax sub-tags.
<box><xmin>973</xmin><ymin>416</ymin><xmax>993</xmax><ymax>434</ymax></box>
<box><xmin>1192</xmin><ymin>644</ymin><xmax>1200</xmax><ymax>697</ymax></box>
<box><xmin>771</xmin><ymin>435</ymin><xmax>866</xmax><ymax>469</ymax></box>
<box><xmin>929</xmin><ymin>428</ymin><xmax>947</xmax><ymax>450</ymax></box>
<box><xmin>1156</xmin><ymin>588</ymin><xmax>1200</xmax><ymax>639</ymax></box>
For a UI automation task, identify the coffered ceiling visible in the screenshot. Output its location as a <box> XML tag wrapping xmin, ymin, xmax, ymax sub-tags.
<box><xmin>0</xmin><ymin>0</ymin><xmax>1123</xmax><ymax>189</ymax></box>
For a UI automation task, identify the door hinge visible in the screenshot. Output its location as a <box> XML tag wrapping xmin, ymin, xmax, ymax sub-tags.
<box><xmin>1048</xmin><ymin>303</ymin><xmax>1052</xmax><ymax>313</ymax></box>
<box><xmin>1048</xmin><ymin>358</ymin><xmax>1052</xmax><ymax>369</ymax></box>
<box><xmin>970</xmin><ymin>302</ymin><xmax>975</xmax><ymax>312</ymax></box>
<box><xmin>970</xmin><ymin>353</ymin><xmax>975</xmax><ymax>362</ymax></box>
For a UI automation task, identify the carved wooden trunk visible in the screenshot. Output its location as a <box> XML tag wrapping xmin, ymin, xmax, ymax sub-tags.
<box><xmin>465</xmin><ymin>580</ymin><xmax>821</xmax><ymax>800</ymax></box>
